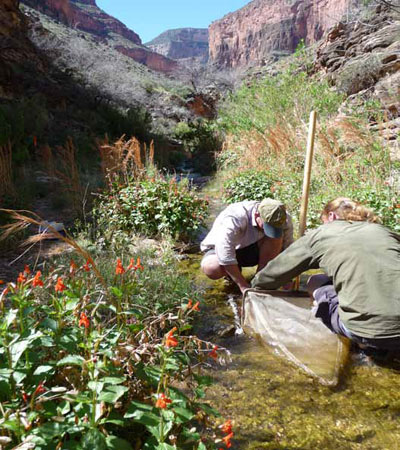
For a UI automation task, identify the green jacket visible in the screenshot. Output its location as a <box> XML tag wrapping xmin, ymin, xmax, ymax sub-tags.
<box><xmin>251</xmin><ymin>220</ymin><xmax>400</xmax><ymax>339</ymax></box>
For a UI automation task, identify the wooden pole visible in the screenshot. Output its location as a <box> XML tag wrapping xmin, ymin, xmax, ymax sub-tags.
<box><xmin>298</xmin><ymin>110</ymin><xmax>317</xmax><ymax>237</ymax></box>
<box><xmin>294</xmin><ymin>111</ymin><xmax>317</xmax><ymax>291</ymax></box>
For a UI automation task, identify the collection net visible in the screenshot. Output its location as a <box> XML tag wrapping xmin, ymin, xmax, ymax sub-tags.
<box><xmin>242</xmin><ymin>289</ymin><xmax>349</xmax><ymax>386</ymax></box>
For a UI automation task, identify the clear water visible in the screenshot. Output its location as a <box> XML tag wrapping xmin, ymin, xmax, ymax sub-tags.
<box><xmin>181</xmin><ymin>256</ymin><xmax>400</xmax><ymax>450</ymax></box>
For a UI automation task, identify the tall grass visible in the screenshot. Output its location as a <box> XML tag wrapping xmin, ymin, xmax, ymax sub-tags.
<box><xmin>97</xmin><ymin>135</ymin><xmax>155</xmax><ymax>187</ymax></box>
<box><xmin>216</xmin><ymin>65</ymin><xmax>399</xmax><ymax>231</ymax></box>
<box><xmin>0</xmin><ymin>141</ymin><xmax>15</xmax><ymax>204</ymax></box>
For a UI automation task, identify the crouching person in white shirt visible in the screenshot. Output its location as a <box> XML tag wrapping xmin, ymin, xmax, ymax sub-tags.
<box><xmin>200</xmin><ymin>198</ymin><xmax>293</xmax><ymax>293</ymax></box>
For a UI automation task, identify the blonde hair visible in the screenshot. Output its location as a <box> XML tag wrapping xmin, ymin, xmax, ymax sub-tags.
<box><xmin>321</xmin><ymin>197</ymin><xmax>380</xmax><ymax>223</ymax></box>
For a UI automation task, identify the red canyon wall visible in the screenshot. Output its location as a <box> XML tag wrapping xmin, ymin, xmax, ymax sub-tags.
<box><xmin>209</xmin><ymin>0</ymin><xmax>354</xmax><ymax>67</ymax></box>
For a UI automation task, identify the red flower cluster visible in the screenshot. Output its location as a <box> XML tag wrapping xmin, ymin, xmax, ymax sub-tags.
<box><xmin>218</xmin><ymin>420</ymin><xmax>234</xmax><ymax>449</ymax></box>
<box><xmin>209</xmin><ymin>345</ymin><xmax>218</xmax><ymax>360</ymax></box>
<box><xmin>70</xmin><ymin>260</ymin><xmax>77</xmax><ymax>274</ymax></box>
<box><xmin>82</xmin><ymin>260</ymin><xmax>91</xmax><ymax>272</ymax></box>
<box><xmin>115</xmin><ymin>259</ymin><xmax>125</xmax><ymax>275</ymax></box>
<box><xmin>33</xmin><ymin>381</ymin><xmax>46</xmax><ymax>397</ymax></box>
<box><xmin>55</xmin><ymin>278</ymin><xmax>67</xmax><ymax>293</ymax></box>
<box><xmin>24</xmin><ymin>265</ymin><xmax>31</xmax><ymax>275</ymax></box>
<box><xmin>32</xmin><ymin>271</ymin><xmax>44</xmax><ymax>287</ymax></box>
<box><xmin>155</xmin><ymin>393</ymin><xmax>172</xmax><ymax>409</ymax></box>
<box><xmin>165</xmin><ymin>327</ymin><xmax>178</xmax><ymax>348</ymax></box>
<box><xmin>17</xmin><ymin>272</ymin><xmax>27</xmax><ymax>284</ymax></box>
<box><xmin>127</xmin><ymin>257</ymin><xmax>144</xmax><ymax>271</ymax></box>
<box><xmin>79</xmin><ymin>312</ymin><xmax>90</xmax><ymax>329</ymax></box>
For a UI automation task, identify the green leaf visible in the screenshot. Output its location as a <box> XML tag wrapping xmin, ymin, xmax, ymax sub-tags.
<box><xmin>156</xmin><ymin>444</ymin><xmax>176</xmax><ymax>450</ymax></box>
<box><xmin>198</xmin><ymin>443</ymin><xmax>207</xmax><ymax>450</ymax></box>
<box><xmin>33</xmin><ymin>365</ymin><xmax>55</xmax><ymax>376</ymax></box>
<box><xmin>81</xmin><ymin>429</ymin><xmax>107</xmax><ymax>450</ymax></box>
<box><xmin>105</xmin><ymin>435</ymin><xmax>133</xmax><ymax>450</ymax></box>
<box><xmin>9</xmin><ymin>331</ymin><xmax>42</xmax><ymax>368</ymax></box>
<box><xmin>98</xmin><ymin>385</ymin><xmax>128</xmax><ymax>403</ymax></box>
<box><xmin>195</xmin><ymin>402</ymin><xmax>220</xmax><ymax>417</ymax></box>
<box><xmin>172</xmin><ymin>406</ymin><xmax>195</xmax><ymax>424</ymax></box>
<box><xmin>88</xmin><ymin>381</ymin><xmax>104</xmax><ymax>394</ymax></box>
<box><xmin>124</xmin><ymin>402</ymin><xmax>159</xmax><ymax>427</ymax></box>
<box><xmin>111</xmin><ymin>287</ymin><xmax>123</xmax><ymax>298</ymax></box>
<box><xmin>41</xmin><ymin>318</ymin><xmax>58</xmax><ymax>331</ymax></box>
<box><xmin>57</xmin><ymin>355</ymin><xmax>85</xmax><ymax>366</ymax></box>
<box><xmin>99</xmin><ymin>376</ymin><xmax>126</xmax><ymax>385</ymax></box>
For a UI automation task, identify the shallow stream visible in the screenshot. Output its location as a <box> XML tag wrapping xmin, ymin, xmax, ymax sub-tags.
<box><xmin>181</xmin><ymin>256</ymin><xmax>400</xmax><ymax>450</ymax></box>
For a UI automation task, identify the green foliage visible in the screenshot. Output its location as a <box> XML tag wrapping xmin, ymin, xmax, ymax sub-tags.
<box><xmin>223</xmin><ymin>171</ymin><xmax>274</xmax><ymax>203</ymax></box>
<box><xmin>95</xmin><ymin>176</ymin><xmax>208</xmax><ymax>242</ymax></box>
<box><xmin>174</xmin><ymin>120</ymin><xmax>222</xmax><ymax>175</ymax></box>
<box><xmin>0</xmin><ymin>248</ymin><xmax>222</xmax><ymax>449</ymax></box>
<box><xmin>218</xmin><ymin>70</ymin><xmax>344</xmax><ymax>136</ymax></box>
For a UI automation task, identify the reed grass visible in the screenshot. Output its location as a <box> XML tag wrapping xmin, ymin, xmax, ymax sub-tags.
<box><xmin>0</xmin><ymin>141</ymin><xmax>15</xmax><ymax>204</ymax></box>
<box><xmin>97</xmin><ymin>135</ymin><xmax>155</xmax><ymax>187</ymax></box>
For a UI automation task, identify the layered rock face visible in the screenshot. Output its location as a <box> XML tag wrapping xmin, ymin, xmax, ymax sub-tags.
<box><xmin>0</xmin><ymin>0</ymin><xmax>46</xmax><ymax>98</ymax></box>
<box><xmin>146</xmin><ymin>28</ymin><xmax>209</xmax><ymax>64</ymax></box>
<box><xmin>209</xmin><ymin>0</ymin><xmax>353</xmax><ymax>67</ymax></box>
<box><xmin>21</xmin><ymin>0</ymin><xmax>178</xmax><ymax>73</ymax></box>
<box><xmin>315</xmin><ymin>6</ymin><xmax>400</xmax><ymax>158</ymax></box>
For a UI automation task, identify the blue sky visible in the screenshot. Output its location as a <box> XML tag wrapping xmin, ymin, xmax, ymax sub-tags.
<box><xmin>97</xmin><ymin>0</ymin><xmax>250</xmax><ymax>43</ymax></box>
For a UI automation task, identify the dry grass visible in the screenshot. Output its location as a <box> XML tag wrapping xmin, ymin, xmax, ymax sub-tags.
<box><xmin>0</xmin><ymin>141</ymin><xmax>16</xmax><ymax>203</ymax></box>
<box><xmin>0</xmin><ymin>208</ymin><xmax>107</xmax><ymax>288</ymax></box>
<box><xmin>97</xmin><ymin>135</ymin><xmax>155</xmax><ymax>187</ymax></box>
<box><xmin>220</xmin><ymin>114</ymin><xmax>389</xmax><ymax>188</ymax></box>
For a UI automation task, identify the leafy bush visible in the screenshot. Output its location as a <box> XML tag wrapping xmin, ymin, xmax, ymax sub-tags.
<box><xmin>0</xmin><ymin>240</ymin><xmax>226</xmax><ymax>449</ymax></box>
<box><xmin>96</xmin><ymin>176</ymin><xmax>208</xmax><ymax>242</ymax></box>
<box><xmin>174</xmin><ymin>120</ymin><xmax>222</xmax><ymax>175</ymax></box>
<box><xmin>223</xmin><ymin>170</ymin><xmax>274</xmax><ymax>203</ymax></box>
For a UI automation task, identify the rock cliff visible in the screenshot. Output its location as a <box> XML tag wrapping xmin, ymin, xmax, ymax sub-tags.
<box><xmin>209</xmin><ymin>0</ymin><xmax>354</xmax><ymax>67</ymax></box>
<box><xmin>0</xmin><ymin>0</ymin><xmax>46</xmax><ymax>98</ymax></box>
<box><xmin>21</xmin><ymin>0</ymin><xmax>178</xmax><ymax>73</ymax></box>
<box><xmin>146</xmin><ymin>28</ymin><xmax>209</xmax><ymax>64</ymax></box>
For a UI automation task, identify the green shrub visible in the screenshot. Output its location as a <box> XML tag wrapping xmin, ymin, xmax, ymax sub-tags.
<box><xmin>95</xmin><ymin>176</ymin><xmax>208</xmax><ymax>242</ymax></box>
<box><xmin>223</xmin><ymin>170</ymin><xmax>275</xmax><ymax>203</ymax></box>
<box><xmin>174</xmin><ymin>120</ymin><xmax>222</xmax><ymax>175</ymax></box>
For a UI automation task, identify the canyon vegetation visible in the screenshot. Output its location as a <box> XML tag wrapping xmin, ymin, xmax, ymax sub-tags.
<box><xmin>0</xmin><ymin>0</ymin><xmax>399</xmax><ymax>448</ymax></box>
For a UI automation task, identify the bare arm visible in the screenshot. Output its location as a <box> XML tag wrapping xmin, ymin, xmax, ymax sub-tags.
<box><xmin>223</xmin><ymin>264</ymin><xmax>250</xmax><ymax>293</ymax></box>
<box><xmin>257</xmin><ymin>236</ymin><xmax>283</xmax><ymax>272</ymax></box>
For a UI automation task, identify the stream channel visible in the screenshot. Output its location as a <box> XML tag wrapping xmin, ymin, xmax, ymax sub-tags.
<box><xmin>180</xmin><ymin>185</ymin><xmax>400</xmax><ymax>450</ymax></box>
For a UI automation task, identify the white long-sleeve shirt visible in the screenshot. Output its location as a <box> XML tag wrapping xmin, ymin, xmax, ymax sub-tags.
<box><xmin>200</xmin><ymin>200</ymin><xmax>294</xmax><ymax>266</ymax></box>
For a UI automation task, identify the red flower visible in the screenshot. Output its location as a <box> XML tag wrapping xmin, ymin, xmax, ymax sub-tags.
<box><xmin>165</xmin><ymin>327</ymin><xmax>178</xmax><ymax>348</ymax></box>
<box><xmin>22</xmin><ymin>391</ymin><xmax>30</xmax><ymax>403</ymax></box>
<box><xmin>186</xmin><ymin>299</ymin><xmax>193</xmax><ymax>309</ymax></box>
<box><xmin>24</xmin><ymin>265</ymin><xmax>31</xmax><ymax>275</ymax></box>
<box><xmin>70</xmin><ymin>260</ymin><xmax>77</xmax><ymax>274</ymax></box>
<box><xmin>128</xmin><ymin>257</ymin><xmax>143</xmax><ymax>271</ymax></box>
<box><xmin>79</xmin><ymin>312</ymin><xmax>90</xmax><ymax>329</ymax></box>
<box><xmin>33</xmin><ymin>382</ymin><xmax>46</xmax><ymax>397</ymax></box>
<box><xmin>209</xmin><ymin>345</ymin><xmax>218</xmax><ymax>360</ymax></box>
<box><xmin>55</xmin><ymin>277</ymin><xmax>67</xmax><ymax>293</ymax></box>
<box><xmin>32</xmin><ymin>271</ymin><xmax>44</xmax><ymax>287</ymax></box>
<box><xmin>191</xmin><ymin>301</ymin><xmax>200</xmax><ymax>312</ymax></box>
<box><xmin>0</xmin><ymin>280</ymin><xmax>4</xmax><ymax>285</ymax></box>
<box><xmin>221</xmin><ymin>420</ymin><xmax>233</xmax><ymax>434</ymax></box>
<box><xmin>155</xmin><ymin>393</ymin><xmax>172</xmax><ymax>409</ymax></box>
<box><xmin>222</xmin><ymin>432</ymin><xmax>234</xmax><ymax>448</ymax></box>
<box><xmin>134</xmin><ymin>257</ymin><xmax>144</xmax><ymax>271</ymax></box>
<box><xmin>82</xmin><ymin>260</ymin><xmax>91</xmax><ymax>272</ymax></box>
<box><xmin>115</xmin><ymin>258</ymin><xmax>125</xmax><ymax>275</ymax></box>
<box><xmin>17</xmin><ymin>272</ymin><xmax>26</xmax><ymax>284</ymax></box>
<box><xmin>33</xmin><ymin>136</ymin><xmax>37</xmax><ymax>147</ymax></box>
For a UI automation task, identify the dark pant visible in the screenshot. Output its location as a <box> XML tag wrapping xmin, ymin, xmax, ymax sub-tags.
<box><xmin>313</xmin><ymin>284</ymin><xmax>400</xmax><ymax>350</ymax></box>
<box><xmin>202</xmin><ymin>242</ymin><xmax>259</xmax><ymax>268</ymax></box>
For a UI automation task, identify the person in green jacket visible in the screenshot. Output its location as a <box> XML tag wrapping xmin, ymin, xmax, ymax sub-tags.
<box><xmin>251</xmin><ymin>197</ymin><xmax>400</xmax><ymax>350</ymax></box>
